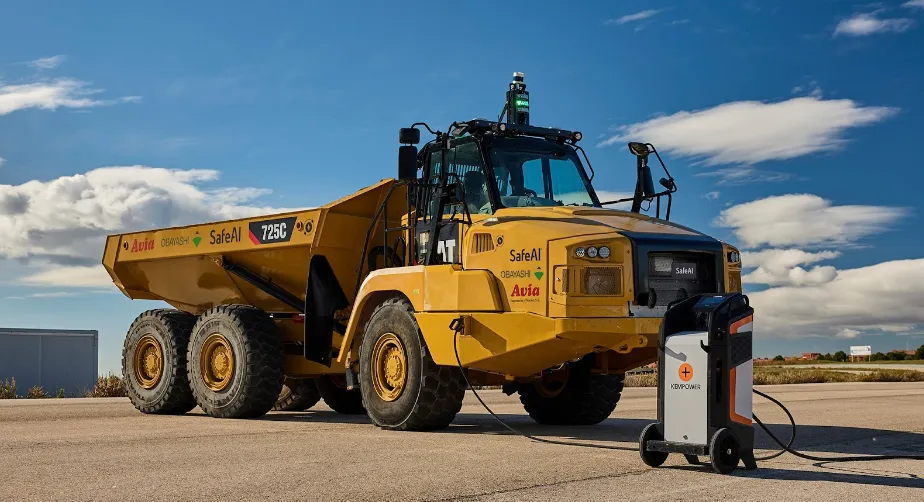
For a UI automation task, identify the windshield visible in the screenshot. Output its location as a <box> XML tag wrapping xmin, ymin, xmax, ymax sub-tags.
<box><xmin>488</xmin><ymin>137</ymin><xmax>599</xmax><ymax>209</ymax></box>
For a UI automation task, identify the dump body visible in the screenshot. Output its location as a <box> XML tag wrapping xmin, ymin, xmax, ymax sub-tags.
<box><xmin>103</xmin><ymin>179</ymin><xmax>403</xmax><ymax>314</ymax></box>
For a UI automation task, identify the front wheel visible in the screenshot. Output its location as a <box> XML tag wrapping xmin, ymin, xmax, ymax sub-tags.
<box><xmin>358</xmin><ymin>297</ymin><xmax>465</xmax><ymax>431</ymax></box>
<box><xmin>517</xmin><ymin>356</ymin><xmax>624</xmax><ymax>425</ymax></box>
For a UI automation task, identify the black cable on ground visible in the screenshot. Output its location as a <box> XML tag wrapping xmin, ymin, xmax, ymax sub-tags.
<box><xmin>454</xmin><ymin>327</ymin><xmax>924</xmax><ymax>463</ymax></box>
<box><xmin>753</xmin><ymin>388</ymin><xmax>924</xmax><ymax>462</ymax></box>
<box><xmin>752</xmin><ymin>388</ymin><xmax>795</xmax><ymax>461</ymax></box>
<box><xmin>453</xmin><ymin>331</ymin><xmax>635</xmax><ymax>452</ymax></box>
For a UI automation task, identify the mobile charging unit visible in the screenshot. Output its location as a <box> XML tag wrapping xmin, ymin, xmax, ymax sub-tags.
<box><xmin>639</xmin><ymin>293</ymin><xmax>758</xmax><ymax>474</ymax></box>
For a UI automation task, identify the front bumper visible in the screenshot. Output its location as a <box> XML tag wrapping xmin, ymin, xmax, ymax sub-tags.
<box><xmin>415</xmin><ymin>312</ymin><xmax>661</xmax><ymax>377</ymax></box>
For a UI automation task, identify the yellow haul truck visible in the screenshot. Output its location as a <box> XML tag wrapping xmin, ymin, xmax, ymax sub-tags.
<box><xmin>104</xmin><ymin>73</ymin><xmax>742</xmax><ymax>430</ymax></box>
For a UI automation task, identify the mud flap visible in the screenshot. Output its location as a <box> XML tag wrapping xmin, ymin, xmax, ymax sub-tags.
<box><xmin>304</xmin><ymin>255</ymin><xmax>349</xmax><ymax>365</ymax></box>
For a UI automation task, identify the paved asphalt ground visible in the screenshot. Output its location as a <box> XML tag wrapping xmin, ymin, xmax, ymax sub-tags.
<box><xmin>2</xmin><ymin>383</ymin><xmax>923</xmax><ymax>501</ymax></box>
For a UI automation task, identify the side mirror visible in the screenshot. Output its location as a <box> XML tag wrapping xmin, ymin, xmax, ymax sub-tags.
<box><xmin>398</xmin><ymin>145</ymin><xmax>418</xmax><ymax>181</ymax></box>
<box><xmin>641</xmin><ymin>165</ymin><xmax>655</xmax><ymax>197</ymax></box>
<box><xmin>399</xmin><ymin>127</ymin><xmax>421</xmax><ymax>145</ymax></box>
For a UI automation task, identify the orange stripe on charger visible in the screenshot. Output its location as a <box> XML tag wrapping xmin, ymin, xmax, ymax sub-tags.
<box><xmin>730</xmin><ymin>315</ymin><xmax>753</xmax><ymax>335</ymax></box>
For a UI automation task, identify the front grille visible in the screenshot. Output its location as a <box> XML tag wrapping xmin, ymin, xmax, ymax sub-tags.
<box><xmin>581</xmin><ymin>267</ymin><xmax>622</xmax><ymax>296</ymax></box>
<box><xmin>471</xmin><ymin>233</ymin><xmax>495</xmax><ymax>254</ymax></box>
<box><xmin>645</xmin><ymin>252</ymin><xmax>717</xmax><ymax>306</ymax></box>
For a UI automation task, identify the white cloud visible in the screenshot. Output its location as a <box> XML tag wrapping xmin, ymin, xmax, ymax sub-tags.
<box><xmin>0</xmin><ymin>166</ymin><xmax>297</xmax><ymax>287</ymax></box>
<box><xmin>703</xmin><ymin>191</ymin><xmax>720</xmax><ymax>200</ymax></box>
<box><xmin>836</xmin><ymin>328</ymin><xmax>861</xmax><ymax>339</ymax></box>
<box><xmin>0</xmin><ymin>157</ymin><xmax>5</xmax><ymax>168</ymax></box>
<box><xmin>27</xmin><ymin>55</ymin><xmax>66</xmax><ymax>70</ymax></box>
<box><xmin>750</xmin><ymin>259</ymin><xmax>924</xmax><ymax>338</ymax></box>
<box><xmin>6</xmin><ymin>290</ymin><xmax>111</xmax><ymax>300</ymax></box>
<box><xmin>17</xmin><ymin>267</ymin><xmax>113</xmax><ymax>288</ymax></box>
<box><xmin>905</xmin><ymin>0</ymin><xmax>924</xmax><ymax>9</ymax></box>
<box><xmin>667</xmin><ymin>19</ymin><xmax>690</xmax><ymax>26</ymax></box>
<box><xmin>605</xmin><ymin>10</ymin><xmax>662</xmax><ymax>25</ymax></box>
<box><xmin>742</xmin><ymin>248</ymin><xmax>841</xmax><ymax>286</ymax></box>
<box><xmin>716</xmin><ymin>194</ymin><xmax>906</xmax><ymax>248</ymax></box>
<box><xmin>0</xmin><ymin>78</ymin><xmax>138</xmax><ymax>115</ymax></box>
<box><xmin>594</xmin><ymin>190</ymin><xmax>634</xmax><ymax>210</ymax></box>
<box><xmin>599</xmin><ymin>97</ymin><xmax>898</xmax><ymax>165</ymax></box>
<box><xmin>834</xmin><ymin>13</ymin><xmax>914</xmax><ymax>36</ymax></box>
<box><xmin>696</xmin><ymin>166</ymin><xmax>791</xmax><ymax>185</ymax></box>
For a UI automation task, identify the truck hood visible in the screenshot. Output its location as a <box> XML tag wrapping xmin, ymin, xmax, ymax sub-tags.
<box><xmin>480</xmin><ymin>206</ymin><xmax>707</xmax><ymax>240</ymax></box>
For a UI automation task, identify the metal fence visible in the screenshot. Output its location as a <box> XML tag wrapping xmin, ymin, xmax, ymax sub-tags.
<box><xmin>0</xmin><ymin>328</ymin><xmax>98</xmax><ymax>396</ymax></box>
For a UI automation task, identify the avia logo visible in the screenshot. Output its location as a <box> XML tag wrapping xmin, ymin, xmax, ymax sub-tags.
<box><xmin>534</xmin><ymin>270</ymin><xmax>544</xmax><ymax>280</ymax></box>
<box><xmin>511</xmin><ymin>284</ymin><xmax>540</xmax><ymax>297</ymax></box>
<box><xmin>192</xmin><ymin>232</ymin><xmax>202</xmax><ymax>247</ymax></box>
<box><xmin>130</xmin><ymin>238</ymin><xmax>154</xmax><ymax>252</ymax></box>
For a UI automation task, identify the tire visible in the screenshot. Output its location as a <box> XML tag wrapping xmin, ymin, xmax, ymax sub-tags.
<box><xmin>316</xmin><ymin>374</ymin><xmax>365</xmax><ymax>414</ymax></box>
<box><xmin>709</xmin><ymin>428</ymin><xmax>741</xmax><ymax>475</ymax></box>
<box><xmin>517</xmin><ymin>356</ymin><xmax>624</xmax><ymax>425</ymax></box>
<box><xmin>187</xmin><ymin>305</ymin><xmax>284</xmax><ymax>419</ymax></box>
<box><xmin>358</xmin><ymin>297</ymin><xmax>465</xmax><ymax>431</ymax></box>
<box><xmin>274</xmin><ymin>378</ymin><xmax>321</xmax><ymax>411</ymax></box>
<box><xmin>639</xmin><ymin>423</ymin><xmax>669</xmax><ymax>467</ymax></box>
<box><xmin>122</xmin><ymin>309</ymin><xmax>197</xmax><ymax>414</ymax></box>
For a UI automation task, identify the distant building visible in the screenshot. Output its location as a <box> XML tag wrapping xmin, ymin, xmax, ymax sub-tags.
<box><xmin>801</xmin><ymin>352</ymin><xmax>822</xmax><ymax>360</ymax></box>
<box><xmin>891</xmin><ymin>350</ymin><xmax>915</xmax><ymax>357</ymax></box>
<box><xmin>0</xmin><ymin>328</ymin><xmax>98</xmax><ymax>397</ymax></box>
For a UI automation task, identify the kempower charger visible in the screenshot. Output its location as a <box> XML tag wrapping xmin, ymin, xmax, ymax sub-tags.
<box><xmin>639</xmin><ymin>293</ymin><xmax>758</xmax><ymax>474</ymax></box>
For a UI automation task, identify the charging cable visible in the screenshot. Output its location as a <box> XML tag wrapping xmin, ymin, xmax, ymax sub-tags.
<box><xmin>453</xmin><ymin>330</ymin><xmax>924</xmax><ymax>462</ymax></box>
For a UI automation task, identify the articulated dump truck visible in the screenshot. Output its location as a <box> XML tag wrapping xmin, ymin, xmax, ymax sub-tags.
<box><xmin>104</xmin><ymin>73</ymin><xmax>743</xmax><ymax>430</ymax></box>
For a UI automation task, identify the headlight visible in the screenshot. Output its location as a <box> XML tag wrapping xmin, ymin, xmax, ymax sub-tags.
<box><xmin>653</xmin><ymin>256</ymin><xmax>673</xmax><ymax>273</ymax></box>
<box><xmin>587</xmin><ymin>246</ymin><xmax>598</xmax><ymax>258</ymax></box>
<box><xmin>598</xmin><ymin>246</ymin><xmax>610</xmax><ymax>259</ymax></box>
<box><xmin>574</xmin><ymin>247</ymin><xmax>586</xmax><ymax>258</ymax></box>
<box><xmin>728</xmin><ymin>251</ymin><xmax>740</xmax><ymax>263</ymax></box>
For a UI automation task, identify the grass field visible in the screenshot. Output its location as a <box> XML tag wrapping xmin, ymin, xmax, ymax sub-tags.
<box><xmin>624</xmin><ymin>367</ymin><xmax>924</xmax><ymax>387</ymax></box>
<box><xmin>760</xmin><ymin>359</ymin><xmax>924</xmax><ymax>366</ymax></box>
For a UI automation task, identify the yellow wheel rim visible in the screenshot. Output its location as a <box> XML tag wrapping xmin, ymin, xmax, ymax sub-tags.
<box><xmin>200</xmin><ymin>333</ymin><xmax>235</xmax><ymax>392</ymax></box>
<box><xmin>535</xmin><ymin>365</ymin><xmax>570</xmax><ymax>398</ymax></box>
<box><xmin>371</xmin><ymin>333</ymin><xmax>407</xmax><ymax>402</ymax></box>
<box><xmin>134</xmin><ymin>335</ymin><xmax>163</xmax><ymax>389</ymax></box>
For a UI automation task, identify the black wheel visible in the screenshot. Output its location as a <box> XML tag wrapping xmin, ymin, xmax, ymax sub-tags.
<box><xmin>187</xmin><ymin>305</ymin><xmax>284</xmax><ymax>419</ymax></box>
<box><xmin>639</xmin><ymin>423</ymin><xmax>669</xmax><ymax>467</ymax></box>
<box><xmin>274</xmin><ymin>378</ymin><xmax>321</xmax><ymax>411</ymax></box>
<box><xmin>358</xmin><ymin>297</ymin><xmax>465</xmax><ymax>431</ymax></box>
<box><xmin>122</xmin><ymin>309</ymin><xmax>197</xmax><ymax>414</ymax></box>
<box><xmin>316</xmin><ymin>374</ymin><xmax>365</xmax><ymax>414</ymax></box>
<box><xmin>517</xmin><ymin>356</ymin><xmax>624</xmax><ymax>425</ymax></box>
<box><xmin>709</xmin><ymin>428</ymin><xmax>741</xmax><ymax>475</ymax></box>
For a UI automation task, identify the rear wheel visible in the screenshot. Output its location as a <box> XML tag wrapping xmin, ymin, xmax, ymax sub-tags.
<box><xmin>709</xmin><ymin>428</ymin><xmax>741</xmax><ymax>475</ymax></box>
<box><xmin>187</xmin><ymin>305</ymin><xmax>284</xmax><ymax>418</ymax></box>
<box><xmin>517</xmin><ymin>356</ymin><xmax>624</xmax><ymax>425</ymax></box>
<box><xmin>316</xmin><ymin>374</ymin><xmax>365</xmax><ymax>414</ymax></box>
<box><xmin>358</xmin><ymin>297</ymin><xmax>465</xmax><ymax>430</ymax></box>
<box><xmin>639</xmin><ymin>423</ymin><xmax>669</xmax><ymax>467</ymax></box>
<box><xmin>122</xmin><ymin>309</ymin><xmax>197</xmax><ymax>414</ymax></box>
<box><xmin>274</xmin><ymin>378</ymin><xmax>321</xmax><ymax>411</ymax></box>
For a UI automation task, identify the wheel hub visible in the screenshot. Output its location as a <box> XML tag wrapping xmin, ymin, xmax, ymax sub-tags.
<box><xmin>371</xmin><ymin>333</ymin><xmax>407</xmax><ymax>402</ymax></box>
<box><xmin>535</xmin><ymin>365</ymin><xmax>570</xmax><ymax>398</ymax></box>
<box><xmin>133</xmin><ymin>335</ymin><xmax>163</xmax><ymax>389</ymax></box>
<box><xmin>200</xmin><ymin>333</ymin><xmax>235</xmax><ymax>392</ymax></box>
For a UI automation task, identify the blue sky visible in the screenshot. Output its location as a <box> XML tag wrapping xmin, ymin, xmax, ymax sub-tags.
<box><xmin>2</xmin><ymin>1</ymin><xmax>924</xmax><ymax>373</ymax></box>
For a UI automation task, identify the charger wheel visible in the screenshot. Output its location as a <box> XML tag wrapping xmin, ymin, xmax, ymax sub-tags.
<box><xmin>639</xmin><ymin>423</ymin><xmax>669</xmax><ymax>467</ymax></box>
<box><xmin>709</xmin><ymin>428</ymin><xmax>741</xmax><ymax>474</ymax></box>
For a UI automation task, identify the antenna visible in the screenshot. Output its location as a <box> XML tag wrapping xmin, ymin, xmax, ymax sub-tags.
<box><xmin>499</xmin><ymin>72</ymin><xmax>529</xmax><ymax>125</ymax></box>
